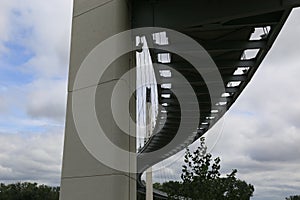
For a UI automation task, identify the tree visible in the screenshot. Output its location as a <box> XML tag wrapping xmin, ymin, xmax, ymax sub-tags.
<box><xmin>157</xmin><ymin>137</ymin><xmax>254</xmax><ymax>200</ymax></box>
<box><xmin>0</xmin><ymin>182</ymin><xmax>59</xmax><ymax>200</ymax></box>
<box><xmin>286</xmin><ymin>195</ymin><xmax>300</xmax><ymax>200</ymax></box>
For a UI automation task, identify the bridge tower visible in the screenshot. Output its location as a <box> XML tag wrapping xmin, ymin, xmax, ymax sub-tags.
<box><xmin>59</xmin><ymin>0</ymin><xmax>136</xmax><ymax>200</ymax></box>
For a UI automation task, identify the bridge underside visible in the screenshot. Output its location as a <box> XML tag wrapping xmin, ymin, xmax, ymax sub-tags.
<box><xmin>134</xmin><ymin>0</ymin><xmax>300</xmax><ymax>193</ymax></box>
<box><xmin>60</xmin><ymin>0</ymin><xmax>300</xmax><ymax>199</ymax></box>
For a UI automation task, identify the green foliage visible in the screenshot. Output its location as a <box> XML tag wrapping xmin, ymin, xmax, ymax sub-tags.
<box><xmin>159</xmin><ymin>181</ymin><xmax>183</xmax><ymax>200</ymax></box>
<box><xmin>0</xmin><ymin>182</ymin><xmax>59</xmax><ymax>200</ymax></box>
<box><xmin>158</xmin><ymin>137</ymin><xmax>255</xmax><ymax>200</ymax></box>
<box><xmin>286</xmin><ymin>195</ymin><xmax>300</xmax><ymax>200</ymax></box>
<box><xmin>153</xmin><ymin>182</ymin><xmax>163</xmax><ymax>191</ymax></box>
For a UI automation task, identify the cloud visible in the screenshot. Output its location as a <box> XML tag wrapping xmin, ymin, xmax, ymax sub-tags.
<box><xmin>0</xmin><ymin>0</ymin><xmax>72</xmax><ymax>121</ymax></box>
<box><xmin>1</xmin><ymin>0</ymin><xmax>72</xmax><ymax>92</ymax></box>
<box><xmin>0</xmin><ymin>129</ymin><xmax>64</xmax><ymax>186</ymax></box>
<box><xmin>0</xmin><ymin>87</ymin><xmax>9</xmax><ymax>113</ymax></box>
<box><xmin>14</xmin><ymin>0</ymin><xmax>73</xmax><ymax>78</ymax></box>
<box><xmin>25</xmin><ymin>79</ymin><xmax>67</xmax><ymax>122</ymax></box>
<box><xmin>0</xmin><ymin>1</ymin><xmax>16</xmax><ymax>54</ymax></box>
<box><xmin>0</xmin><ymin>0</ymin><xmax>72</xmax><ymax>186</ymax></box>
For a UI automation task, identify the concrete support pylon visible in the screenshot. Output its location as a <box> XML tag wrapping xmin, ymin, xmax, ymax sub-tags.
<box><xmin>146</xmin><ymin>167</ymin><xmax>153</xmax><ymax>200</ymax></box>
<box><xmin>146</xmin><ymin>101</ymin><xmax>153</xmax><ymax>200</ymax></box>
<box><xmin>59</xmin><ymin>0</ymin><xmax>136</xmax><ymax>200</ymax></box>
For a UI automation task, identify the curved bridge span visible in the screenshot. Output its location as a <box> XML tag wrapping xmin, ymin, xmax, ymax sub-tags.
<box><xmin>60</xmin><ymin>1</ymin><xmax>300</xmax><ymax>200</ymax></box>
<box><xmin>134</xmin><ymin>0</ymin><xmax>300</xmax><ymax>197</ymax></box>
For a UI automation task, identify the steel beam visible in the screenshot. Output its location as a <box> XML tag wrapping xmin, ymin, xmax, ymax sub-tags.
<box><xmin>133</xmin><ymin>0</ymin><xmax>299</xmax><ymax>29</ymax></box>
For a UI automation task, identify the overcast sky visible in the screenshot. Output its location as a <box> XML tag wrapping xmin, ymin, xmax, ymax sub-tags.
<box><xmin>0</xmin><ymin>1</ymin><xmax>299</xmax><ymax>200</ymax></box>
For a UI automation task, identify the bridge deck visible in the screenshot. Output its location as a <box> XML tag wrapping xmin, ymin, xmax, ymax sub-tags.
<box><xmin>133</xmin><ymin>0</ymin><xmax>300</xmax><ymax>197</ymax></box>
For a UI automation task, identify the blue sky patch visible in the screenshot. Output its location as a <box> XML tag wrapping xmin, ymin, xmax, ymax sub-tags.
<box><xmin>2</xmin><ymin>41</ymin><xmax>34</xmax><ymax>66</ymax></box>
<box><xmin>0</xmin><ymin>42</ymin><xmax>35</xmax><ymax>85</ymax></box>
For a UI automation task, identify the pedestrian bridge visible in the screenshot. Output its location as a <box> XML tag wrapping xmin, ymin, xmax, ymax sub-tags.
<box><xmin>133</xmin><ymin>0</ymin><xmax>300</xmax><ymax>198</ymax></box>
<box><xmin>60</xmin><ymin>1</ymin><xmax>300</xmax><ymax>199</ymax></box>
